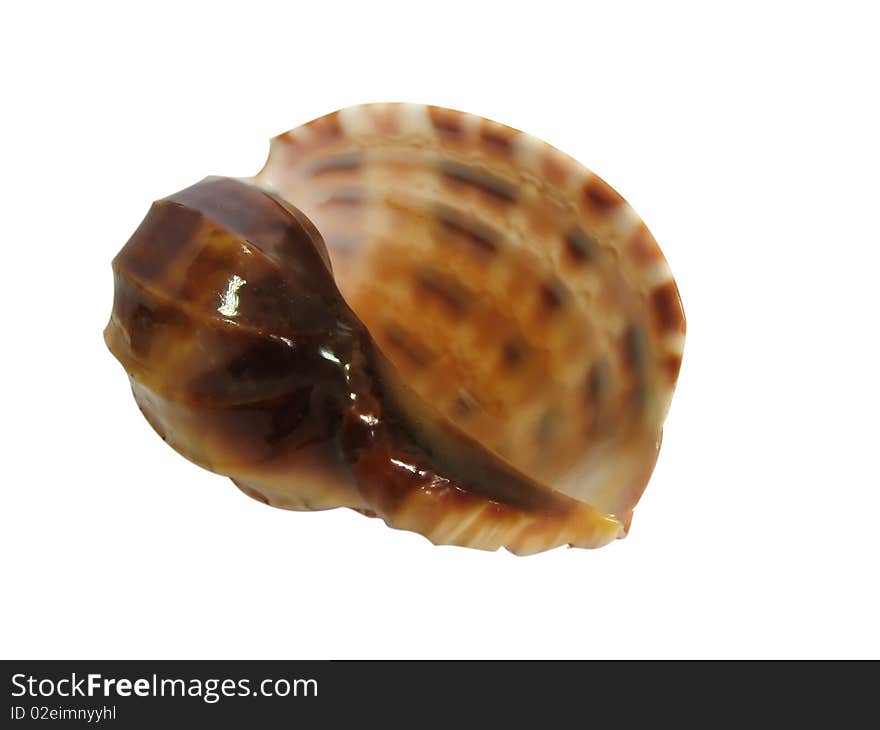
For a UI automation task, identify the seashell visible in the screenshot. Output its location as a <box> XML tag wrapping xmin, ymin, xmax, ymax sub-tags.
<box><xmin>104</xmin><ymin>103</ymin><xmax>685</xmax><ymax>555</ymax></box>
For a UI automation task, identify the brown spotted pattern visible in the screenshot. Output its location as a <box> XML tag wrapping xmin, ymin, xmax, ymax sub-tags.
<box><xmin>106</xmin><ymin>104</ymin><xmax>685</xmax><ymax>554</ymax></box>
<box><xmin>256</xmin><ymin>104</ymin><xmax>684</xmax><ymax>524</ymax></box>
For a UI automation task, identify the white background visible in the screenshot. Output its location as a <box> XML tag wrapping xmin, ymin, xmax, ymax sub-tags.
<box><xmin>2</xmin><ymin>1</ymin><xmax>878</xmax><ymax>659</ymax></box>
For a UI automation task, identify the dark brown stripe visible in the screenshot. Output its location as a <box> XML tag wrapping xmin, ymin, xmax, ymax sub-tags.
<box><xmin>308</xmin><ymin>152</ymin><xmax>363</xmax><ymax>176</ymax></box>
<box><xmin>306</xmin><ymin>111</ymin><xmax>343</xmax><ymax>143</ymax></box>
<box><xmin>186</xmin><ymin>332</ymin><xmax>310</xmax><ymax>406</ymax></box>
<box><xmin>663</xmin><ymin>354</ymin><xmax>683</xmax><ymax>382</ymax></box>
<box><xmin>415</xmin><ymin>268</ymin><xmax>472</xmax><ymax>314</ymax></box>
<box><xmin>502</xmin><ymin>337</ymin><xmax>528</xmax><ymax>368</ymax></box>
<box><xmin>428</xmin><ymin>106</ymin><xmax>463</xmax><ymax>138</ymax></box>
<box><xmin>320</xmin><ymin>188</ymin><xmax>365</xmax><ymax>207</ymax></box>
<box><xmin>435</xmin><ymin>205</ymin><xmax>500</xmax><ymax>255</ymax></box>
<box><xmin>382</xmin><ymin>325</ymin><xmax>434</xmax><ymax>368</ymax></box>
<box><xmin>276</xmin><ymin>131</ymin><xmax>301</xmax><ymax>150</ymax></box>
<box><xmin>565</xmin><ymin>226</ymin><xmax>598</xmax><ymax>263</ymax></box>
<box><xmin>651</xmin><ymin>282</ymin><xmax>685</xmax><ymax>333</ymax></box>
<box><xmin>621</xmin><ymin>324</ymin><xmax>648</xmax><ymax>373</ymax></box>
<box><xmin>582</xmin><ymin>176</ymin><xmax>624</xmax><ymax>214</ymax></box>
<box><xmin>437</xmin><ymin>160</ymin><xmax>517</xmax><ymax>202</ymax></box>
<box><xmin>480</xmin><ymin>126</ymin><xmax>515</xmax><ymax>153</ymax></box>
<box><xmin>540</xmin><ymin>278</ymin><xmax>569</xmax><ymax>311</ymax></box>
<box><xmin>587</xmin><ymin>359</ymin><xmax>609</xmax><ymax>405</ymax></box>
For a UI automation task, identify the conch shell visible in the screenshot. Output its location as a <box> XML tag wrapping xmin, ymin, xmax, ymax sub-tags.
<box><xmin>105</xmin><ymin>104</ymin><xmax>685</xmax><ymax>554</ymax></box>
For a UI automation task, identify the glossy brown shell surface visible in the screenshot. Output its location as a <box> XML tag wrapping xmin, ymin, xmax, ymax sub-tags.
<box><xmin>105</xmin><ymin>104</ymin><xmax>685</xmax><ymax>554</ymax></box>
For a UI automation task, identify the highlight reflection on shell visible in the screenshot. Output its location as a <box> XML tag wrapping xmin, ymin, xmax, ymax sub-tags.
<box><xmin>105</xmin><ymin>103</ymin><xmax>685</xmax><ymax>555</ymax></box>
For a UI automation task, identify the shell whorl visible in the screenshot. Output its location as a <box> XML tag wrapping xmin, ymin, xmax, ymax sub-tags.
<box><xmin>105</xmin><ymin>104</ymin><xmax>685</xmax><ymax>554</ymax></box>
